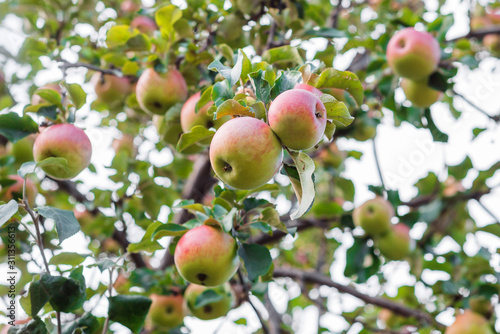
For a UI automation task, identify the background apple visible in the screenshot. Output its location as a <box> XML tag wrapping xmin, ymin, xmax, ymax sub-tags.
<box><xmin>376</xmin><ymin>223</ymin><xmax>411</xmax><ymax>261</ymax></box>
<box><xmin>130</xmin><ymin>16</ymin><xmax>157</xmax><ymax>35</ymax></box>
<box><xmin>2</xmin><ymin>175</ymin><xmax>37</xmax><ymax>206</ymax></box>
<box><xmin>112</xmin><ymin>134</ymin><xmax>136</xmax><ymax>158</ymax></box>
<box><xmin>33</xmin><ymin>124</ymin><xmax>92</xmax><ymax>180</ymax></box>
<box><xmin>294</xmin><ymin>83</ymin><xmax>323</xmax><ymax>97</ymax></box>
<box><xmin>92</xmin><ymin>72</ymin><xmax>132</xmax><ymax>107</ymax></box>
<box><xmin>180</xmin><ymin>92</ymin><xmax>230</xmax><ymax>133</ymax></box>
<box><xmin>31</xmin><ymin>83</ymin><xmax>61</xmax><ymax>105</ymax></box>
<box><xmin>120</xmin><ymin>0</ymin><xmax>140</xmax><ymax>13</ymax></box>
<box><xmin>445</xmin><ymin>310</ymin><xmax>493</xmax><ymax>334</ymax></box>
<box><xmin>400</xmin><ymin>78</ymin><xmax>442</xmax><ymax>108</ymax></box>
<box><xmin>209</xmin><ymin>117</ymin><xmax>283</xmax><ymax>190</ymax></box>
<box><xmin>386</xmin><ymin>27</ymin><xmax>441</xmax><ymax>80</ymax></box>
<box><xmin>184</xmin><ymin>283</ymin><xmax>233</xmax><ymax>320</ymax></box>
<box><xmin>268</xmin><ymin>89</ymin><xmax>326</xmax><ymax>150</ymax></box>
<box><xmin>353</xmin><ymin>197</ymin><xmax>393</xmax><ymax>236</ymax></box>
<box><xmin>136</xmin><ymin>67</ymin><xmax>188</xmax><ymax>115</ymax></box>
<box><xmin>10</xmin><ymin>134</ymin><xmax>36</xmax><ymax>166</ymax></box>
<box><xmin>147</xmin><ymin>293</ymin><xmax>185</xmax><ymax>329</ymax></box>
<box><xmin>174</xmin><ymin>224</ymin><xmax>239</xmax><ymax>287</ymax></box>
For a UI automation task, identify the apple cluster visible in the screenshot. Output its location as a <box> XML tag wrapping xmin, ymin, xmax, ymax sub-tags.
<box><xmin>353</xmin><ymin>197</ymin><xmax>411</xmax><ymax>261</ymax></box>
<box><xmin>386</xmin><ymin>27</ymin><xmax>442</xmax><ymax>108</ymax></box>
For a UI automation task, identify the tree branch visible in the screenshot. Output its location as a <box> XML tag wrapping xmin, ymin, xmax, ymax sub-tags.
<box><xmin>452</xmin><ymin>90</ymin><xmax>500</xmax><ymax>122</ymax></box>
<box><xmin>447</xmin><ymin>25</ymin><xmax>500</xmax><ymax>42</ymax></box>
<box><xmin>58</xmin><ymin>60</ymin><xmax>122</xmax><ymax>76</ymax></box>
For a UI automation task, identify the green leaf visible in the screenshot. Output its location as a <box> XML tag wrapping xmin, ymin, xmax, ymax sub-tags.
<box><xmin>33</xmin><ymin>89</ymin><xmax>62</xmax><ymax>107</ymax></box>
<box><xmin>215</xmin><ymin>99</ymin><xmax>255</xmax><ymax>119</ymax></box>
<box><xmin>304</xmin><ymin>27</ymin><xmax>346</xmax><ymax>38</ymax></box>
<box><xmin>126</xmin><ymin>33</ymin><xmax>151</xmax><ymax>51</ymax></box>
<box><xmin>288</xmin><ymin>152</ymin><xmax>316</xmax><ymax>220</ymax></box>
<box><xmin>176</xmin><ymin>125</ymin><xmax>215</xmax><ymax>153</ymax></box>
<box><xmin>424</xmin><ymin>109</ymin><xmax>448</xmax><ymax>142</ymax></box>
<box><xmin>61</xmin><ymin>313</ymin><xmax>99</xmax><ymax>334</ymax></box>
<box><xmin>153</xmin><ymin>223</ymin><xmax>189</xmax><ymax>239</ymax></box>
<box><xmin>24</xmin><ymin>104</ymin><xmax>58</xmax><ymax>120</ymax></box>
<box><xmin>29</xmin><ymin>280</ymin><xmax>49</xmax><ymax>317</ymax></box>
<box><xmin>428</xmin><ymin>72</ymin><xmax>448</xmax><ymax>92</ymax></box>
<box><xmin>49</xmin><ymin>252</ymin><xmax>86</xmax><ymax>266</ymax></box>
<box><xmin>221</xmin><ymin>207</ymin><xmax>237</xmax><ymax>233</ymax></box>
<box><xmin>36</xmin><ymin>157</ymin><xmax>69</xmax><ymax>176</ymax></box>
<box><xmin>344</xmin><ymin>240</ymin><xmax>369</xmax><ymax>277</ymax></box>
<box><xmin>248</xmin><ymin>70</ymin><xmax>271</xmax><ymax>103</ymax></box>
<box><xmin>259</xmin><ymin>207</ymin><xmax>287</xmax><ymax>233</ymax></box>
<box><xmin>155</xmin><ymin>5</ymin><xmax>182</xmax><ymax>35</ymax></box>
<box><xmin>0</xmin><ymin>113</ymin><xmax>38</xmax><ymax>143</ymax></box>
<box><xmin>106</xmin><ymin>25</ymin><xmax>132</xmax><ymax>48</ymax></box>
<box><xmin>320</xmin><ymin>93</ymin><xmax>354</xmax><ymax>126</ymax></box>
<box><xmin>64</xmin><ymin>83</ymin><xmax>87</xmax><ymax>110</ymax></box>
<box><xmin>108</xmin><ymin>295</ymin><xmax>152</xmax><ymax>333</ymax></box>
<box><xmin>0</xmin><ymin>200</ymin><xmax>19</xmax><ymax>227</ymax></box>
<box><xmin>128</xmin><ymin>221</ymin><xmax>163</xmax><ymax>253</ymax></box>
<box><xmin>316</xmin><ymin>68</ymin><xmax>364</xmax><ymax>106</ymax></box>
<box><xmin>270</xmin><ymin>70</ymin><xmax>302</xmax><ymax>99</ymax></box>
<box><xmin>238</xmin><ymin>243</ymin><xmax>273</xmax><ymax>281</ymax></box>
<box><xmin>448</xmin><ymin>156</ymin><xmax>472</xmax><ymax>180</ymax></box>
<box><xmin>194</xmin><ymin>289</ymin><xmax>224</xmax><ymax>308</ymax></box>
<box><xmin>208</xmin><ymin>51</ymin><xmax>250</xmax><ymax>88</ymax></box>
<box><xmin>234</xmin><ymin>318</ymin><xmax>247</xmax><ymax>325</ymax></box>
<box><xmin>262</xmin><ymin>45</ymin><xmax>304</xmax><ymax>67</ymax></box>
<box><xmin>324</xmin><ymin>121</ymin><xmax>336</xmax><ymax>140</ymax></box>
<box><xmin>37</xmin><ymin>206</ymin><xmax>81</xmax><ymax>243</ymax></box>
<box><xmin>7</xmin><ymin>317</ymin><xmax>47</xmax><ymax>334</ymax></box>
<box><xmin>238</xmin><ymin>49</ymin><xmax>253</xmax><ymax>83</ymax></box>
<box><xmin>196</xmin><ymin>86</ymin><xmax>213</xmax><ymax>113</ymax></box>
<box><xmin>39</xmin><ymin>273</ymin><xmax>86</xmax><ymax>312</ymax></box>
<box><xmin>18</xmin><ymin>161</ymin><xmax>37</xmax><ymax>178</ymax></box>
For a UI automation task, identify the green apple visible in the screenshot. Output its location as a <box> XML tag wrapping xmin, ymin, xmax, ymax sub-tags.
<box><xmin>174</xmin><ymin>224</ymin><xmax>239</xmax><ymax>287</ymax></box>
<box><xmin>400</xmin><ymin>78</ymin><xmax>442</xmax><ymax>108</ymax></box>
<box><xmin>268</xmin><ymin>89</ymin><xmax>326</xmax><ymax>151</ymax></box>
<box><xmin>184</xmin><ymin>283</ymin><xmax>233</xmax><ymax>320</ymax></box>
<box><xmin>92</xmin><ymin>72</ymin><xmax>132</xmax><ymax>107</ymax></box>
<box><xmin>386</xmin><ymin>27</ymin><xmax>441</xmax><ymax>80</ymax></box>
<box><xmin>147</xmin><ymin>293</ymin><xmax>185</xmax><ymax>329</ymax></box>
<box><xmin>445</xmin><ymin>310</ymin><xmax>493</xmax><ymax>334</ymax></box>
<box><xmin>136</xmin><ymin>67</ymin><xmax>188</xmax><ymax>115</ymax></box>
<box><xmin>209</xmin><ymin>117</ymin><xmax>283</xmax><ymax>190</ymax></box>
<box><xmin>2</xmin><ymin>175</ymin><xmax>37</xmax><ymax>206</ymax></box>
<box><xmin>33</xmin><ymin>124</ymin><xmax>92</xmax><ymax>180</ymax></box>
<box><xmin>10</xmin><ymin>134</ymin><xmax>36</xmax><ymax>165</ymax></box>
<box><xmin>376</xmin><ymin>223</ymin><xmax>411</xmax><ymax>261</ymax></box>
<box><xmin>353</xmin><ymin>197</ymin><xmax>393</xmax><ymax>236</ymax></box>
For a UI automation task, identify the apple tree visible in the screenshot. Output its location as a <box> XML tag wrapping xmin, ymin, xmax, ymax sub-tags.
<box><xmin>0</xmin><ymin>0</ymin><xmax>499</xmax><ymax>333</ymax></box>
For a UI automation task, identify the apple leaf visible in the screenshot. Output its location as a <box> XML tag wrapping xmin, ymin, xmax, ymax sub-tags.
<box><xmin>428</xmin><ymin>71</ymin><xmax>448</xmax><ymax>92</ymax></box>
<box><xmin>304</xmin><ymin>27</ymin><xmax>346</xmax><ymax>38</ymax></box>
<box><xmin>212</xmin><ymin>80</ymin><xmax>234</xmax><ymax>106</ymax></box>
<box><xmin>0</xmin><ymin>112</ymin><xmax>38</xmax><ymax>143</ymax></box>
<box><xmin>237</xmin><ymin>49</ymin><xmax>253</xmax><ymax>83</ymax></box>
<box><xmin>238</xmin><ymin>243</ymin><xmax>273</xmax><ymax>281</ymax></box>
<box><xmin>155</xmin><ymin>5</ymin><xmax>182</xmax><ymax>35</ymax></box>
<box><xmin>36</xmin><ymin>157</ymin><xmax>70</xmax><ymax>175</ymax></box>
<box><xmin>49</xmin><ymin>252</ymin><xmax>87</xmax><ymax>266</ymax></box>
<box><xmin>37</xmin><ymin>206</ymin><xmax>81</xmax><ymax>243</ymax></box>
<box><xmin>176</xmin><ymin>125</ymin><xmax>215</xmax><ymax>153</ymax></box>
<box><xmin>215</xmin><ymin>99</ymin><xmax>254</xmax><ymax>119</ymax></box>
<box><xmin>221</xmin><ymin>207</ymin><xmax>237</xmax><ymax>233</ymax></box>
<box><xmin>18</xmin><ymin>161</ymin><xmax>37</xmax><ymax>178</ymax></box>
<box><xmin>152</xmin><ymin>223</ymin><xmax>189</xmax><ymax>240</ymax></box>
<box><xmin>128</xmin><ymin>221</ymin><xmax>163</xmax><ymax>253</ymax></box>
<box><xmin>7</xmin><ymin>317</ymin><xmax>48</xmax><ymax>334</ymax></box>
<box><xmin>448</xmin><ymin>156</ymin><xmax>473</xmax><ymax>180</ymax></box>
<box><xmin>33</xmin><ymin>88</ymin><xmax>62</xmax><ymax>107</ymax></box>
<box><xmin>216</xmin><ymin>44</ymin><xmax>234</xmax><ymax>66</ymax></box>
<box><xmin>126</xmin><ymin>33</ymin><xmax>151</xmax><ymax>51</ymax></box>
<box><xmin>286</xmin><ymin>152</ymin><xmax>316</xmax><ymax>220</ymax></box>
<box><xmin>262</xmin><ymin>45</ymin><xmax>304</xmax><ymax>67</ymax></box>
<box><xmin>196</xmin><ymin>86</ymin><xmax>213</xmax><ymax>113</ymax></box>
<box><xmin>423</xmin><ymin>109</ymin><xmax>448</xmax><ymax>142</ymax></box>
<box><xmin>106</xmin><ymin>25</ymin><xmax>132</xmax><ymax>48</ymax></box>
<box><xmin>315</xmin><ymin>68</ymin><xmax>364</xmax><ymax>106</ymax></box>
<box><xmin>248</xmin><ymin>70</ymin><xmax>271</xmax><ymax>103</ymax></box>
<box><xmin>194</xmin><ymin>289</ymin><xmax>224</xmax><ymax>309</ymax></box>
<box><xmin>324</xmin><ymin>120</ymin><xmax>336</xmax><ymax>140</ymax></box>
<box><xmin>174</xmin><ymin>199</ymin><xmax>205</xmax><ymax>213</ymax></box>
<box><xmin>270</xmin><ymin>70</ymin><xmax>302</xmax><ymax>99</ymax></box>
<box><xmin>0</xmin><ymin>200</ymin><xmax>19</xmax><ymax>228</ymax></box>
<box><xmin>108</xmin><ymin>295</ymin><xmax>152</xmax><ymax>333</ymax></box>
<box><xmin>259</xmin><ymin>207</ymin><xmax>287</xmax><ymax>233</ymax></box>
<box><xmin>40</xmin><ymin>269</ymin><xmax>86</xmax><ymax>312</ymax></box>
<box><xmin>60</xmin><ymin>313</ymin><xmax>100</xmax><ymax>334</ymax></box>
<box><xmin>320</xmin><ymin>93</ymin><xmax>354</xmax><ymax>126</ymax></box>
<box><xmin>24</xmin><ymin>104</ymin><xmax>58</xmax><ymax>120</ymax></box>
<box><xmin>63</xmin><ymin>83</ymin><xmax>86</xmax><ymax>110</ymax></box>
<box><xmin>29</xmin><ymin>280</ymin><xmax>49</xmax><ymax>317</ymax></box>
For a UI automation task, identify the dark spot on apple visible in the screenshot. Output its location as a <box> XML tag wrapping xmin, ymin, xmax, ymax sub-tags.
<box><xmin>398</xmin><ymin>38</ymin><xmax>405</xmax><ymax>48</ymax></box>
<box><xmin>223</xmin><ymin>163</ymin><xmax>232</xmax><ymax>172</ymax></box>
<box><xmin>203</xmin><ymin>305</ymin><xmax>212</xmax><ymax>313</ymax></box>
<box><xmin>367</xmin><ymin>206</ymin><xmax>375</xmax><ymax>214</ymax></box>
<box><xmin>315</xmin><ymin>112</ymin><xmax>322</xmax><ymax>119</ymax></box>
<box><xmin>153</xmin><ymin>101</ymin><xmax>162</xmax><ymax>109</ymax></box>
<box><xmin>206</xmin><ymin>120</ymin><xmax>214</xmax><ymax>128</ymax></box>
<box><xmin>166</xmin><ymin>305</ymin><xmax>173</xmax><ymax>314</ymax></box>
<box><xmin>197</xmin><ymin>273</ymin><xmax>207</xmax><ymax>283</ymax></box>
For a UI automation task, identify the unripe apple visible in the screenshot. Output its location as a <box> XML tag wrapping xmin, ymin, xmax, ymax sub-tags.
<box><xmin>136</xmin><ymin>67</ymin><xmax>188</xmax><ymax>115</ymax></box>
<box><xmin>130</xmin><ymin>16</ymin><xmax>157</xmax><ymax>35</ymax></box>
<box><xmin>180</xmin><ymin>92</ymin><xmax>230</xmax><ymax>133</ymax></box>
<box><xmin>294</xmin><ymin>83</ymin><xmax>323</xmax><ymax>97</ymax></box>
<box><xmin>268</xmin><ymin>89</ymin><xmax>327</xmax><ymax>151</ymax></box>
<box><xmin>353</xmin><ymin>197</ymin><xmax>393</xmax><ymax>236</ymax></box>
<box><xmin>2</xmin><ymin>175</ymin><xmax>37</xmax><ymax>206</ymax></box>
<box><xmin>209</xmin><ymin>117</ymin><xmax>283</xmax><ymax>190</ymax></box>
<box><xmin>174</xmin><ymin>224</ymin><xmax>239</xmax><ymax>287</ymax></box>
<box><xmin>400</xmin><ymin>78</ymin><xmax>442</xmax><ymax>108</ymax></box>
<box><xmin>147</xmin><ymin>293</ymin><xmax>185</xmax><ymax>329</ymax></box>
<box><xmin>386</xmin><ymin>27</ymin><xmax>441</xmax><ymax>80</ymax></box>
<box><xmin>33</xmin><ymin>124</ymin><xmax>92</xmax><ymax>180</ymax></box>
<box><xmin>112</xmin><ymin>134</ymin><xmax>136</xmax><ymax>158</ymax></box>
<box><xmin>184</xmin><ymin>283</ymin><xmax>233</xmax><ymax>320</ymax></box>
<box><xmin>31</xmin><ymin>83</ymin><xmax>61</xmax><ymax>105</ymax></box>
<box><xmin>376</xmin><ymin>223</ymin><xmax>411</xmax><ymax>261</ymax></box>
<box><xmin>445</xmin><ymin>310</ymin><xmax>493</xmax><ymax>334</ymax></box>
<box><xmin>10</xmin><ymin>134</ymin><xmax>36</xmax><ymax>165</ymax></box>
<box><xmin>92</xmin><ymin>73</ymin><xmax>132</xmax><ymax>106</ymax></box>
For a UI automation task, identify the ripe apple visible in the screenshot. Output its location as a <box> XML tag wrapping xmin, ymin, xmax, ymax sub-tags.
<box><xmin>112</xmin><ymin>134</ymin><xmax>136</xmax><ymax>158</ymax></box>
<box><xmin>209</xmin><ymin>117</ymin><xmax>283</xmax><ymax>190</ymax></box>
<box><xmin>376</xmin><ymin>223</ymin><xmax>411</xmax><ymax>261</ymax></box>
<box><xmin>353</xmin><ymin>197</ymin><xmax>393</xmax><ymax>236</ymax></box>
<box><xmin>268</xmin><ymin>89</ymin><xmax>327</xmax><ymax>151</ymax></box>
<box><xmin>445</xmin><ymin>310</ymin><xmax>493</xmax><ymax>334</ymax></box>
<box><xmin>136</xmin><ymin>67</ymin><xmax>188</xmax><ymax>115</ymax></box>
<box><xmin>184</xmin><ymin>283</ymin><xmax>233</xmax><ymax>320</ymax></box>
<box><xmin>130</xmin><ymin>16</ymin><xmax>157</xmax><ymax>35</ymax></box>
<box><xmin>10</xmin><ymin>134</ymin><xmax>36</xmax><ymax>165</ymax></box>
<box><xmin>386</xmin><ymin>27</ymin><xmax>441</xmax><ymax>80</ymax></box>
<box><xmin>33</xmin><ymin>124</ymin><xmax>92</xmax><ymax>180</ymax></box>
<box><xmin>180</xmin><ymin>92</ymin><xmax>230</xmax><ymax>133</ymax></box>
<box><xmin>92</xmin><ymin>72</ymin><xmax>132</xmax><ymax>106</ymax></box>
<box><xmin>147</xmin><ymin>293</ymin><xmax>185</xmax><ymax>329</ymax></box>
<box><xmin>174</xmin><ymin>224</ymin><xmax>239</xmax><ymax>287</ymax></box>
<box><xmin>31</xmin><ymin>83</ymin><xmax>61</xmax><ymax>105</ymax></box>
<box><xmin>2</xmin><ymin>175</ymin><xmax>37</xmax><ymax>206</ymax></box>
<box><xmin>120</xmin><ymin>0</ymin><xmax>140</xmax><ymax>13</ymax></box>
<box><xmin>294</xmin><ymin>83</ymin><xmax>323</xmax><ymax>97</ymax></box>
<box><xmin>400</xmin><ymin>78</ymin><xmax>442</xmax><ymax>108</ymax></box>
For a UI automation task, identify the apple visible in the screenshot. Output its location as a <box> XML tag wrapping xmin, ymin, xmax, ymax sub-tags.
<box><xmin>469</xmin><ymin>296</ymin><xmax>493</xmax><ymax>317</ymax></box>
<box><xmin>376</xmin><ymin>223</ymin><xmax>411</xmax><ymax>261</ymax></box>
<box><xmin>147</xmin><ymin>293</ymin><xmax>185</xmax><ymax>329</ymax></box>
<box><xmin>136</xmin><ymin>67</ymin><xmax>188</xmax><ymax>115</ymax></box>
<box><xmin>120</xmin><ymin>0</ymin><xmax>140</xmax><ymax>13</ymax></box>
<box><xmin>400</xmin><ymin>78</ymin><xmax>442</xmax><ymax>108</ymax></box>
<box><xmin>386</xmin><ymin>27</ymin><xmax>441</xmax><ymax>81</ymax></box>
<box><xmin>10</xmin><ymin>134</ymin><xmax>36</xmax><ymax>165</ymax></box>
<box><xmin>180</xmin><ymin>92</ymin><xmax>230</xmax><ymax>133</ymax></box>
<box><xmin>483</xmin><ymin>34</ymin><xmax>500</xmax><ymax>53</ymax></box>
<box><xmin>112</xmin><ymin>134</ymin><xmax>136</xmax><ymax>158</ymax></box>
<box><xmin>353</xmin><ymin>197</ymin><xmax>393</xmax><ymax>236</ymax></box>
<box><xmin>445</xmin><ymin>310</ymin><xmax>493</xmax><ymax>334</ymax></box>
<box><xmin>0</xmin><ymin>70</ymin><xmax>5</xmax><ymax>92</ymax></box>
<box><xmin>268</xmin><ymin>89</ymin><xmax>327</xmax><ymax>151</ymax></box>
<box><xmin>31</xmin><ymin>83</ymin><xmax>61</xmax><ymax>106</ymax></box>
<box><xmin>92</xmin><ymin>72</ymin><xmax>132</xmax><ymax>106</ymax></box>
<box><xmin>130</xmin><ymin>16</ymin><xmax>157</xmax><ymax>35</ymax></box>
<box><xmin>2</xmin><ymin>175</ymin><xmax>37</xmax><ymax>206</ymax></box>
<box><xmin>316</xmin><ymin>142</ymin><xmax>345</xmax><ymax>169</ymax></box>
<box><xmin>33</xmin><ymin>124</ymin><xmax>92</xmax><ymax>180</ymax></box>
<box><xmin>184</xmin><ymin>283</ymin><xmax>233</xmax><ymax>320</ymax></box>
<box><xmin>209</xmin><ymin>117</ymin><xmax>283</xmax><ymax>190</ymax></box>
<box><xmin>294</xmin><ymin>83</ymin><xmax>323</xmax><ymax>97</ymax></box>
<box><xmin>174</xmin><ymin>224</ymin><xmax>239</xmax><ymax>287</ymax></box>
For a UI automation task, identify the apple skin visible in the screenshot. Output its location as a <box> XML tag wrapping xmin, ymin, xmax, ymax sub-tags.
<box><xmin>376</xmin><ymin>223</ymin><xmax>411</xmax><ymax>261</ymax></box>
<box><xmin>184</xmin><ymin>283</ymin><xmax>233</xmax><ymax>320</ymax></box>
<box><xmin>2</xmin><ymin>175</ymin><xmax>37</xmax><ymax>206</ymax></box>
<box><xmin>136</xmin><ymin>67</ymin><xmax>188</xmax><ymax>115</ymax></box>
<box><xmin>130</xmin><ymin>16</ymin><xmax>157</xmax><ymax>35</ymax></box>
<box><xmin>112</xmin><ymin>134</ymin><xmax>136</xmax><ymax>158</ymax></box>
<box><xmin>386</xmin><ymin>27</ymin><xmax>441</xmax><ymax>81</ymax></box>
<box><xmin>147</xmin><ymin>293</ymin><xmax>185</xmax><ymax>329</ymax></box>
<box><xmin>445</xmin><ymin>310</ymin><xmax>493</xmax><ymax>334</ymax></box>
<box><xmin>353</xmin><ymin>197</ymin><xmax>393</xmax><ymax>236</ymax></box>
<box><xmin>120</xmin><ymin>0</ymin><xmax>140</xmax><ymax>13</ymax></box>
<box><xmin>92</xmin><ymin>73</ymin><xmax>132</xmax><ymax>106</ymax></box>
<box><xmin>31</xmin><ymin>83</ymin><xmax>61</xmax><ymax>105</ymax></box>
<box><xmin>10</xmin><ymin>134</ymin><xmax>36</xmax><ymax>165</ymax></box>
<box><xmin>294</xmin><ymin>83</ymin><xmax>324</xmax><ymax>97</ymax></box>
<box><xmin>174</xmin><ymin>225</ymin><xmax>239</xmax><ymax>287</ymax></box>
<box><xmin>209</xmin><ymin>117</ymin><xmax>283</xmax><ymax>190</ymax></box>
<box><xmin>400</xmin><ymin>78</ymin><xmax>442</xmax><ymax>108</ymax></box>
<box><xmin>268</xmin><ymin>89</ymin><xmax>327</xmax><ymax>151</ymax></box>
<box><xmin>180</xmin><ymin>92</ymin><xmax>230</xmax><ymax>133</ymax></box>
<box><xmin>33</xmin><ymin>124</ymin><xmax>92</xmax><ymax>180</ymax></box>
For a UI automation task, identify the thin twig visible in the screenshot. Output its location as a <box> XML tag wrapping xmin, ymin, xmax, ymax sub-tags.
<box><xmin>58</xmin><ymin>60</ymin><xmax>122</xmax><ymax>76</ymax></box>
<box><xmin>453</xmin><ymin>90</ymin><xmax>500</xmax><ymax>122</ymax></box>
<box><xmin>372</xmin><ymin>137</ymin><xmax>387</xmax><ymax>192</ymax></box>
<box><xmin>238</xmin><ymin>270</ymin><xmax>269</xmax><ymax>334</ymax></box>
<box><xmin>475</xmin><ymin>199</ymin><xmax>500</xmax><ymax>224</ymax></box>
<box><xmin>447</xmin><ymin>25</ymin><xmax>500</xmax><ymax>42</ymax></box>
<box><xmin>101</xmin><ymin>268</ymin><xmax>114</xmax><ymax>334</ymax></box>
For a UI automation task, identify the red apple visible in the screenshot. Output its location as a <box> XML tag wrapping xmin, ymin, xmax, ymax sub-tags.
<box><xmin>445</xmin><ymin>310</ymin><xmax>493</xmax><ymax>334</ymax></box>
<box><xmin>400</xmin><ymin>78</ymin><xmax>442</xmax><ymax>108</ymax></box>
<box><xmin>131</xmin><ymin>16</ymin><xmax>157</xmax><ymax>35</ymax></box>
<box><xmin>92</xmin><ymin>73</ymin><xmax>132</xmax><ymax>106</ymax></box>
<box><xmin>386</xmin><ymin>27</ymin><xmax>441</xmax><ymax>80</ymax></box>
<box><xmin>180</xmin><ymin>92</ymin><xmax>229</xmax><ymax>133</ymax></box>
<box><xmin>136</xmin><ymin>67</ymin><xmax>188</xmax><ymax>115</ymax></box>
<box><xmin>33</xmin><ymin>124</ymin><xmax>92</xmax><ymax>180</ymax></box>
<box><xmin>120</xmin><ymin>0</ymin><xmax>140</xmax><ymax>13</ymax></box>
<box><xmin>174</xmin><ymin>225</ymin><xmax>239</xmax><ymax>287</ymax></box>
<box><xmin>31</xmin><ymin>83</ymin><xmax>61</xmax><ymax>106</ymax></box>
<box><xmin>2</xmin><ymin>175</ymin><xmax>37</xmax><ymax>206</ymax></box>
<box><xmin>209</xmin><ymin>117</ymin><xmax>283</xmax><ymax>190</ymax></box>
<box><xmin>268</xmin><ymin>89</ymin><xmax>327</xmax><ymax>150</ymax></box>
<box><xmin>184</xmin><ymin>283</ymin><xmax>234</xmax><ymax>320</ymax></box>
<box><xmin>147</xmin><ymin>293</ymin><xmax>185</xmax><ymax>329</ymax></box>
<box><xmin>294</xmin><ymin>83</ymin><xmax>323</xmax><ymax>97</ymax></box>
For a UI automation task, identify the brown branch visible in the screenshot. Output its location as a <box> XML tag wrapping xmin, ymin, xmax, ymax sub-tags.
<box><xmin>58</xmin><ymin>60</ymin><xmax>121</xmax><ymax>76</ymax></box>
<box><xmin>273</xmin><ymin>267</ymin><xmax>442</xmax><ymax>328</ymax></box>
<box><xmin>452</xmin><ymin>90</ymin><xmax>500</xmax><ymax>122</ymax></box>
<box><xmin>447</xmin><ymin>25</ymin><xmax>500</xmax><ymax>42</ymax></box>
